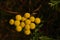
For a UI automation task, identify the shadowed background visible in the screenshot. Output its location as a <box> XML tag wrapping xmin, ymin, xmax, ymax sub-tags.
<box><xmin>0</xmin><ymin>0</ymin><xmax>60</xmax><ymax>40</ymax></box>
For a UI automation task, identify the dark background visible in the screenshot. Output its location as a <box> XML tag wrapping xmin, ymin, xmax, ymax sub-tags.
<box><xmin>0</xmin><ymin>0</ymin><xmax>60</xmax><ymax>40</ymax></box>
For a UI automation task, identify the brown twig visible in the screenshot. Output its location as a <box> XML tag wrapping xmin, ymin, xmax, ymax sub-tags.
<box><xmin>32</xmin><ymin>5</ymin><xmax>41</xmax><ymax>13</ymax></box>
<box><xmin>0</xmin><ymin>8</ymin><xmax>19</xmax><ymax>14</ymax></box>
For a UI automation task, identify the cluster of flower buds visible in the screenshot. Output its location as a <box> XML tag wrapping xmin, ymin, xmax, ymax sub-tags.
<box><xmin>9</xmin><ymin>13</ymin><xmax>41</xmax><ymax>35</ymax></box>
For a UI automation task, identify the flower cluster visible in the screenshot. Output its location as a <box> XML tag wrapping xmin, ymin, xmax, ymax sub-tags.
<box><xmin>9</xmin><ymin>13</ymin><xmax>41</xmax><ymax>35</ymax></box>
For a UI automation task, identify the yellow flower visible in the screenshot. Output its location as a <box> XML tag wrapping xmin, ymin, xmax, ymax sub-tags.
<box><xmin>30</xmin><ymin>23</ymin><xmax>36</xmax><ymax>29</ymax></box>
<box><xmin>30</xmin><ymin>16</ymin><xmax>35</xmax><ymax>22</ymax></box>
<box><xmin>20</xmin><ymin>22</ymin><xmax>25</xmax><ymax>28</ymax></box>
<box><xmin>9</xmin><ymin>19</ymin><xmax>14</xmax><ymax>25</ymax></box>
<box><xmin>24</xmin><ymin>29</ymin><xmax>31</xmax><ymax>35</ymax></box>
<box><xmin>21</xmin><ymin>17</ymin><xmax>26</xmax><ymax>21</ymax></box>
<box><xmin>25</xmin><ymin>19</ymin><xmax>31</xmax><ymax>24</ymax></box>
<box><xmin>14</xmin><ymin>21</ymin><xmax>20</xmax><ymax>26</ymax></box>
<box><xmin>35</xmin><ymin>18</ymin><xmax>41</xmax><ymax>24</ymax></box>
<box><xmin>16</xmin><ymin>26</ymin><xmax>22</xmax><ymax>32</ymax></box>
<box><xmin>15</xmin><ymin>15</ymin><xmax>22</xmax><ymax>21</ymax></box>
<box><xmin>24</xmin><ymin>13</ymin><xmax>30</xmax><ymax>18</ymax></box>
<box><xmin>25</xmin><ymin>25</ymin><xmax>30</xmax><ymax>30</ymax></box>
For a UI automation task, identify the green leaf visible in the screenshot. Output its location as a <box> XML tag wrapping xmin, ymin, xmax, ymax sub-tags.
<box><xmin>34</xmin><ymin>24</ymin><xmax>43</xmax><ymax>33</ymax></box>
<box><xmin>39</xmin><ymin>36</ymin><xmax>56</xmax><ymax>40</ymax></box>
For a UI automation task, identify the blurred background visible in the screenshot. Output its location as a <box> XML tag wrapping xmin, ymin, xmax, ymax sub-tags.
<box><xmin>0</xmin><ymin>0</ymin><xmax>60</xmax><ymax>40</ymax></box>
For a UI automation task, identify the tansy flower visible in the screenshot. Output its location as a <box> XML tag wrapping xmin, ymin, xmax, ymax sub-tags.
<box><xmin>25</xmin><ymin>25</ymin><xmax>30</xmax><ymax>30</ymax></box>
<box><xmin>35</xmin><ymin>18</ymin><xmax>41</xmax><ymax>24</ymax></box>
<box><xmin>30</xmin><ymin>23</ymin><xmax>36</xmax><ymax>29</ymax></box>
<box><xmin>24</xmin><ymin>13</ymin><xmax>30</xmax><ymax>18</ymax></box>
<box><xmin>9</xmin><ymin>12</ymin><xmax>42</xmax><ymax>35</ymax></box>
<box><xmin>9</xmin><ymin>19</ymin><xmax>14</xmax><ymax>25</ymax></box>
<box><xmin>21</xmin><ymin>17</ymin><xmax>26</xmax><ymax>21</ymax></box>
<box><xmin>24</xmin><ymin>29</ymin><xmax>31</xmax><ymax>35</ymax></box>
<box><xmin>16</xmin><ymin>26</ymin><xmax>22</xmax><ymax>32</ymax></box>
<box><xmin>20</xmin><ymin>22</ymin><xmax>25</xmax><ymax>28</ymax></box>
<box><xmin>14</xmin><ymin>21</ymin><xmax>20</xmax><ymax>26</ymax></box>
<box><xmin>30</xmin><ymin>16</ymin><xmax>35</xmax><ymax>22</ymax></box>
<box><xmin>25</xmin><ymin>19</ymin><xmax>31</xmax><ymax>24</ymax></box>
<box><xmin>15</xmin><ymin>15</ymin><xmax>22</xmax><ymax>21</ymax></box>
